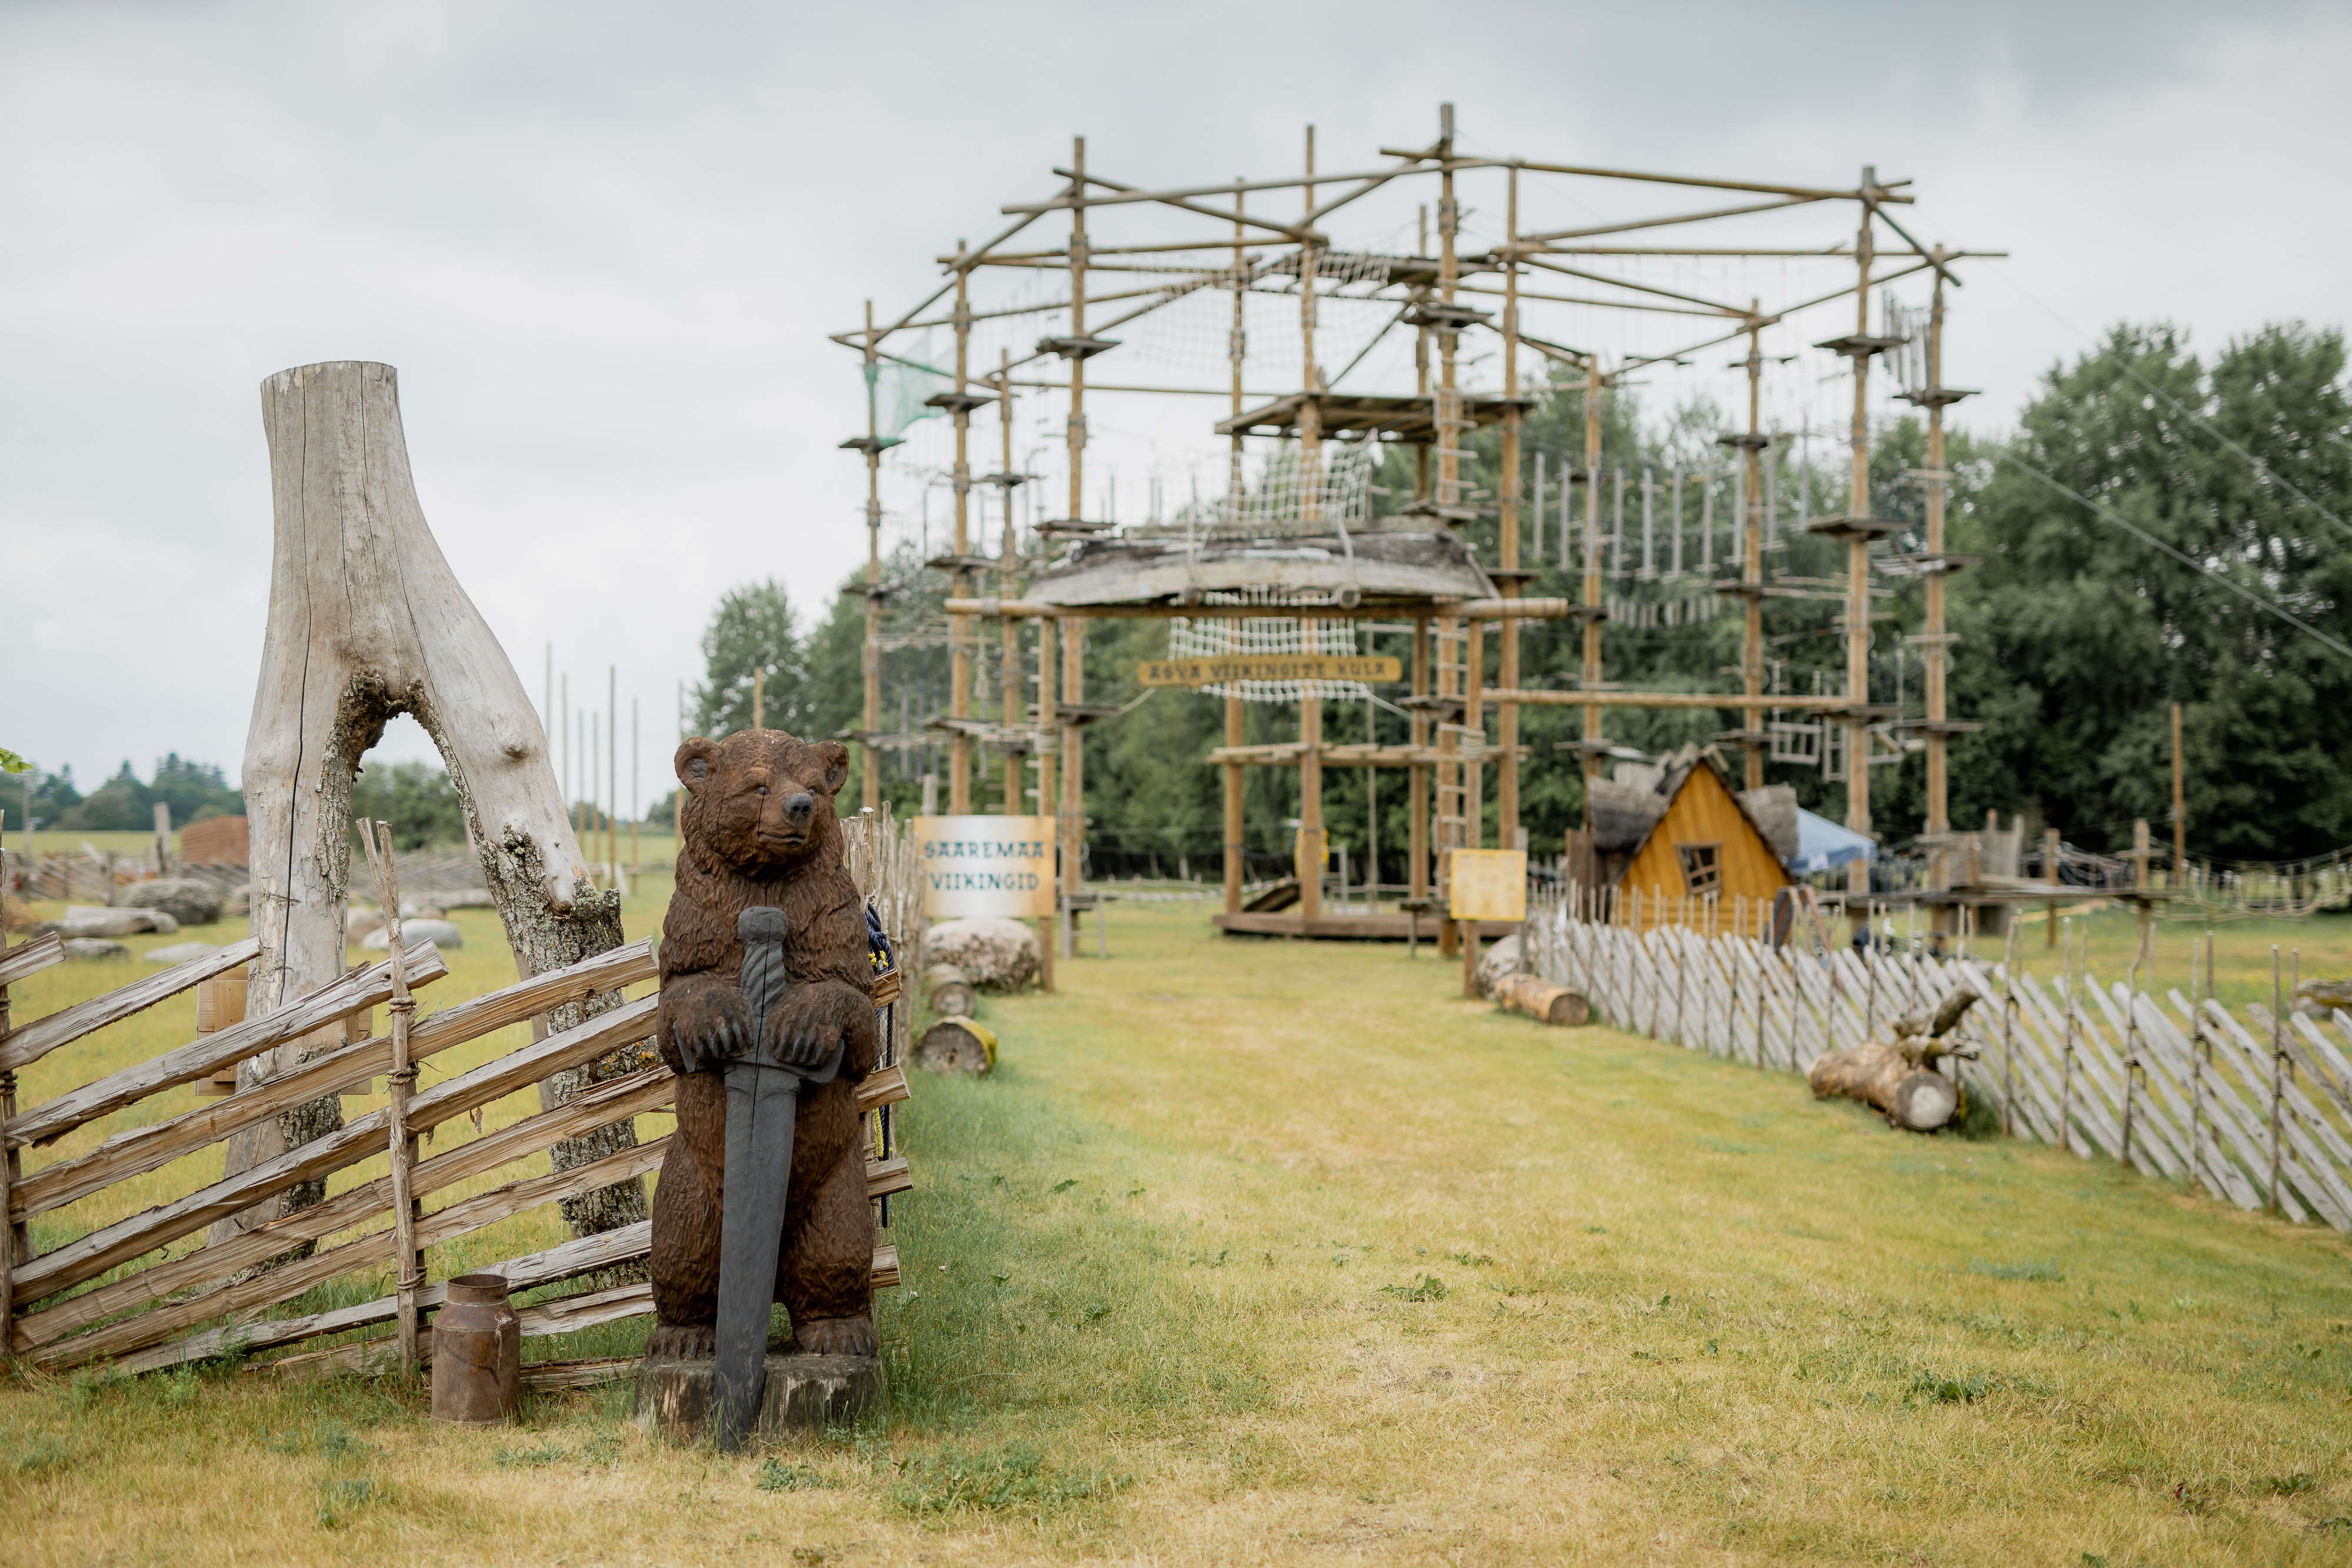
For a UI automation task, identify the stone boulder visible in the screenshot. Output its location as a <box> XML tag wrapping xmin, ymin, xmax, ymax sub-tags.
<box><xmin>1475</xmin><ymin>933</ymin><xmax>1524</xmax><ymax>1000</ymax></box>
<box><xmin>361</xmin><ymin>918</ymin><xmax>463</xmax><ymax>951</ymax></box>
<box><xmin>122</xmin><ymin>879</ymin><xmax>225</xmax><ymax>928</ymax></box>
<box><xmin>347</xmin><ymin>907</ymin><xmax>386</xmax><ymax>942</ymax></box>
<box><xmin>923</xmin><ymin>917</ymin><xmax>1040</xmax><ymax>991</ymax></box>
<box><xmin>145</xmin><ymin>941</ymin><xmax>224</xmax><ymax>966</ymax></box>
<box><xmin>53</xmin><ymin>906</ymin><xmax>178</xmax><ymax>938</ymax></box>
<box><xmin>2296</xmin><ymin>978</ymin><xmax>2352</xmax><ymax>1019</ymax></box>
<box><xmin>65</xmin><ymin>939</ymin><xmax>132</xmax><ymax>961</ymax></box>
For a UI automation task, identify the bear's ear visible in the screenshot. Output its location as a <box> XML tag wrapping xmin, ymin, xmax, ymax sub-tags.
<box><xmin>814</xmin><ymin>740</ymin><xmax>850</xmax><ymax>797</ymax></box>
<box><xmin>675</xmin><ymin>737</ymin><xmax>724</xmax><ymax>795</ymax></box>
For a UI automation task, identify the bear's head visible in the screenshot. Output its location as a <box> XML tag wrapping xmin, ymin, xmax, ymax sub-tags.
<box><xmin>674</xmin><ymin>730</ymin><xmax>851</xmax><ymax>878</ymax></box>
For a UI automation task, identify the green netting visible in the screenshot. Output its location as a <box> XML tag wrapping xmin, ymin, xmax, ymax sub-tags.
<box><xmin>866</xmin><ymin>332</ymin><xmax>950</xmax><ymax>440</ymax></box>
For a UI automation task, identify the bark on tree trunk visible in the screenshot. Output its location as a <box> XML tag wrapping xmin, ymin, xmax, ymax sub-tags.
<box><xmin>219</xmin><ymin>361</ymin><xmax>647</xmax><ymax>1251</ymax></box>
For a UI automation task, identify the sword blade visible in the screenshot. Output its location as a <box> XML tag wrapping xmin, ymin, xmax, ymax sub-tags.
<box><xmin>712</xmin><ymin>1061</ymin><xmax>800</xmax><ymax>1451</ymax></box>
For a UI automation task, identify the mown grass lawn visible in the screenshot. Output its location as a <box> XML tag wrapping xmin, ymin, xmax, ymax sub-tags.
<box><xmin>4</xmin><ymin>898</ymin><xmax>2351</xmax><ymax>1564</ymax></box>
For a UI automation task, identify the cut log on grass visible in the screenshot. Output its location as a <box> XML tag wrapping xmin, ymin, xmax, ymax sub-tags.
<box><xmin>1812</xmin><ymin>979</ymin><xmax>1982</xmax><ymax>1131</ymax></box>
<box><xmin>914</xmin><ymin>1018</ymin><xmax>996</xmax><ymax>1075</ymax></box>
<box><xmin>924</xmin><ymin>964</ymin><xmax>978</xmax><ymax>1018</ymax></box>
<box><xmin>1494</xmin><ymin>974</ymin><xmax>1589</xmax><ymax>1027</ymax></box>
<box><xmin>231</xmin><ymin>362</ymin><xmax>643</xmax><ymax>1248</ymax></box>
<box><xmin>1808</xmin><ymin>1042</ymin><xmax>1962</xmax><ymax>1131</ymax></box>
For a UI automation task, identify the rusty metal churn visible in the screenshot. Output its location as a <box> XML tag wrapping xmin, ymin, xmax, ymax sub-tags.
<box><xmin>430</xmin><ymin>1273</ymin><xmax>520</xmax><ymax>1424</ymax></box>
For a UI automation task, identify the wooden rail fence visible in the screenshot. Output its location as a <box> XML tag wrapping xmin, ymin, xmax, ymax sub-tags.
<box><xmin>0</xmin><ymin>917</ymin><xmax>913</xmax><ymax>1379</ymax></box>
<box><xmin>1525</xmin><ymin>890</ymin><xmax>2352</xmax><ymax>1233</ymax></box>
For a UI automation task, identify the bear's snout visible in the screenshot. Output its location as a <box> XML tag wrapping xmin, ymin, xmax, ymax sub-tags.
<box><xmin>782</xmin><ymin>791</ymin><xmax>816</xmax><ymax>827</ymax></box>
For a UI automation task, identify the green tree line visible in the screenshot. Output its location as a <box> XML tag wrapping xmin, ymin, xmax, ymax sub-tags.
<box><xmin>616</xmin><ymin>317</ymin><xmax>2352</xmax><ymax>877</ymax></box>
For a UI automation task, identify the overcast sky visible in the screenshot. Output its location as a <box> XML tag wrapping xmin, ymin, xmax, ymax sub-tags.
<box><xmin>7</xmin><ymin>0</ymin><xmax>2348</xmax><ymax>803</ymax></box>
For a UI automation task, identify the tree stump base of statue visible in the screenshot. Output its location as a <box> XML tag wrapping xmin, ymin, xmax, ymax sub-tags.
<box><xmin>633</xmin><ymin>1350</ymin><xmax>882</xmax><ymax>1445</ymax></box>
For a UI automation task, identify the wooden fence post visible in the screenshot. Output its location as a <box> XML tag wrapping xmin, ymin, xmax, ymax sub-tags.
<box><xmin>359</xmin><ymin>824</ymin><xmax>425</xmax><ymax>1376</ymax></box>
<box><xmin>2000</xmin><ymin>918</ymin><xmax>2017</xmax><ymax>1138</ymax></box>
<box><xmin>2270</xmin><ymin>946</ymin><xmax>2284</xmax><ymax>1214</ymax></box>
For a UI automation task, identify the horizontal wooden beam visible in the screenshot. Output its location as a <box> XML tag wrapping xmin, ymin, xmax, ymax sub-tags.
<box><xmin>942</xmin><ymin>598</ymin><xmax>1585</xmax><ymax>621</ymax></box>
<box><xmin>1204</xmin><ymin>743</ymin><xmax>1528</xmax><ymax>768</ymax></box>
<box><xmin>25</xmin><ymin>1054</ymin><xmax>913</xmax><ymax>1355</ymax></box>
<box><xmin>12</xmin><ymin>992</ymin><xmax>655</xmax><ymax>1303</ymax></box>
<box><xmin>0</xmin><ymin>933</ymin><xmax>65</xmax><ymax>989</ymax></box>
<box><xmin>7</xmin><ymin>942</ymin><xmax>446</xmax><ymax>1148</ymax></box>
<box><xmin>1512</xmin><ymin>159</ymin><xmax>1907</xmax><ymax>205</ymax></box>
<box><xmin>19</xmin><ymin>1066</ymin><xmax>677</xmax><ymax>1352</ymax></box>
<box><xmin>0</xmin><ymin>938</ymin><xmax>259</xmax><ymax>1074</ymax></box>
<box><xmin>13</xmin><ymin>938</ymin><xmax>655</xmax><ymax>1221</ymax></box>
<box><xmin>111</xmin><ymin>1221</ymin><xmax>661</xmax><ymax>1376</ymax></box>
<box><xmin>1482</xmin><ymin>688</ymin><xmax>1856</xmax><ymax>710</ymax></box>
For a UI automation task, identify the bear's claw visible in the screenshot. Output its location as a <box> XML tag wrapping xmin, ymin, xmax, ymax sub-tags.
<box><xmin>790</xmin><ymin>1313</ymin><xmax>876</xmax><ymax>1358</ymax></box>
<box><xmin>646</xmin><ymin>1322</ymin><xmax>717</xmax><ymax>1360</ymax></box>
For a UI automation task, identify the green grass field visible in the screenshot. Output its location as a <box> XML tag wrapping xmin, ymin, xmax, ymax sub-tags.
<box><xmin>4</xmin><ymin>898</ymin><xmax>2352</xmax><ymax>1563</ymax></box>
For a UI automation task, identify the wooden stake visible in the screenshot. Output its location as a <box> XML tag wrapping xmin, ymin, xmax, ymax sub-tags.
<box><xmin>948</xmin><ymin>239</ymin><xmax>976</xmax><ymax>816</ymax></box>
<box><xmin>616</xmin><ymin>663</ymin><xmax>626</xmax><ymax>884</ymax></box>
<box><xmin>359</xmin><ymin>822</ymin><xmax>423</xmax><ymax>1377</ymax></box>
<box><xmin>1741</xmin><ymin>315</ymin><xmax>1766</xmax><ymax>790</ymax></box>
<box><xmin>1497</xmin><ymin>162</ymin><xmax>1523</xmax><ymax>850</ymax></box>
<box><xmin>861</xmin><ymin>299</ymin><xmax>884</xmax><ymax>817</ymax></box>
<box><xmin>1037</xmin><ymin>616</ymin><xmax>1057</xmax><ymax>994</ymax></box>
<box><xmin>2000</xmin><ymin>916</ymin><xmax>2017</xmax><ymax>1137</ymax></box>
<box><xmin>1000</xmin><ymin>348</ymin><xmax>1024</xmax><ymax>821</ymax></box>
<box><xmin>1844</xmin><ymin>177</ymin><xmax>1875</xmax><ymax>903</ymax></box>
<box><xmin>2270</xmin><ymin>945</ymin><xmax>2284</xmax><ymax>1213</ymax></box>
<box><xmin>1580</xmin><ymin>359</ymin><xmax>1604</xmax><ymax>808</ymax></box>
<box><xmin>1922</xmin><ymin>249</ymin><xmax>1951</xmax><ymax>901</ymax></box>
<box><xmin>1060</xmin><ymin>616</ymin><xmax>1085</xmax><ymax>957</ymax></box>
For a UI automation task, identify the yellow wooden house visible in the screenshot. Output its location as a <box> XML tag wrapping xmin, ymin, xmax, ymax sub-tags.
<box><xmin>1572</xmin><ymin>750</ymin><xmax>1793</xmax><ymax>927</ymax></box>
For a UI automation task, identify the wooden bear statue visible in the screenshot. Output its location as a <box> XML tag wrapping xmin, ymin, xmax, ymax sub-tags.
<box><xmin>647</xmin><ymin>730</ymin><xmax>878</xmax><ymax>1359</ymax></box>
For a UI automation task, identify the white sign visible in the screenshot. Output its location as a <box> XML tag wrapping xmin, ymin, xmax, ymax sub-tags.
<box><xmin>913</xmin><ymin>815</ymin><xmax>1057</xmax><ymax>918</ymax></box>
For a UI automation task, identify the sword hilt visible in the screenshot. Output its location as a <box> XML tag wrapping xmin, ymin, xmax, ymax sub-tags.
<box><xmin>737</xmin><ymin>905</ymin><xmax>790</xmax><ymax>1032</ymax></box>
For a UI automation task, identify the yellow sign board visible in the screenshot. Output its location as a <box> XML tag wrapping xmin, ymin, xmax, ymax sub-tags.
<box><xmin>913</xmin><ymin>815</ymin><xmax>1057</xmax><ymax>918</ymax></box>
<box><xmin>1137</xmin><ymin>655</ymin><xmax>1403</xmax><ymax>688</ymax></box>
<box><xmin>1448</xmin><ymin>849</ymin><xmax>1528</xmax><ymax>922</ymax></box>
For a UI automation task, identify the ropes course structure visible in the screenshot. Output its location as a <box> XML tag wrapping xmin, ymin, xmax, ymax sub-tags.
<box><xmin>832</xmin><ymin>103</ymin><xmax>2005</xmax><ymax>965</ymax></box>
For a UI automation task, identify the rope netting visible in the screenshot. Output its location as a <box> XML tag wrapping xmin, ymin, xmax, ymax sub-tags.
<box><xmin>1168</xmin><ymin>607</ymin><xmax>1368</xmax><ymax>703</ymax></box>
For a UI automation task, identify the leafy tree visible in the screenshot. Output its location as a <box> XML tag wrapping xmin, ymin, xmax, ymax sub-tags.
<box><xmin>692</xmin><ymin>580</ymin><xmax>811</xmax><ymax>738</ymax></box>
<box><xmin>65</xmin><ymin>762</ymin><xmax>148</xmax><ymax>831</ymax></box>
<box><xmin>148</xmin><ymin>754</ymin><xmax>243</xmax><ymax>827</ymax></box>
<box><xmin>1945</xmin><ymin>322</ymin><xmax>2352</xmax><ymax>859</ymax></box>
<box><xmin>348</xmin><ymin>761</ymin><xmax>467</xmax><ymax>851</ymax></box>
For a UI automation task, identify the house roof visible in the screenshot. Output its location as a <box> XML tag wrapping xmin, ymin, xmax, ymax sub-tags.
<box><xmin>1612</xmin><ymin>749</ymin><xmax>1793</xmax><ymax>882</ymax></box>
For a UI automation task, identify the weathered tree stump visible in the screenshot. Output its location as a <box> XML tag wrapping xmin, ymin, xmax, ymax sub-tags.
<box><xmin>225</xmin><ymin>362</ymin><xmax>642</xmax><ymax>1249</ymax></box>
<box><xmin>634</xmin><ymin>1350</ymin><xmax>881</xmax><ymax>1443</ymax></box>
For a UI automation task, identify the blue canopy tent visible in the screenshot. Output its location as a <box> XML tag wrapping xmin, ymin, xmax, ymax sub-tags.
<box><xmin>1790</xmin><ymin>808</ymin><xmax>1876</xmax><ymax>875</ymax></box>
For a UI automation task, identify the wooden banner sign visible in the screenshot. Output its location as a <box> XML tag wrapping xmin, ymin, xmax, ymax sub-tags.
<box><xmin>1448</xmin><ymin>849</ymin><xmax>1528</xmax><ymax>922</ymax></box>
<box><xmin>1137</xmin><ymin>655</ymin><xmax>1403</xmax><ymax>688</ymax></box>
<box><xmin>913</xmin><ymin>816</ymin><xmax>1057</xmax><ymax>918</ymax></box>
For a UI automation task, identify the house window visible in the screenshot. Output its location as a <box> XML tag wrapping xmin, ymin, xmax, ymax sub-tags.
<box><xmin>1676</xmin><ymin>842</ymin><xmax>1722</xmax><ymax>895</ymax></box>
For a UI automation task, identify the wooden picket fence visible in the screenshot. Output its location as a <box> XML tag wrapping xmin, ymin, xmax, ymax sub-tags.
<box><xmin>0</xmin><ymin>883</ymin><xmax>915</xmax><ymax>1380</ymax></box>
<box><xmin>1524</xmin><ymin>890</ymin><xmax>2352</xmax><ymax>1233</ymax></box>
